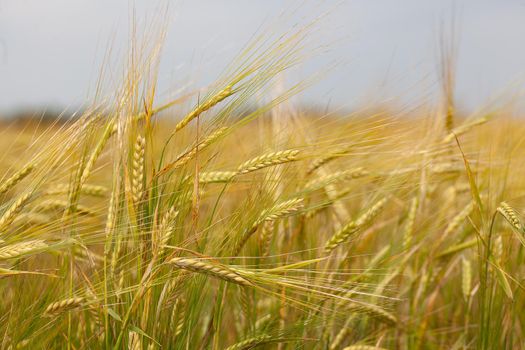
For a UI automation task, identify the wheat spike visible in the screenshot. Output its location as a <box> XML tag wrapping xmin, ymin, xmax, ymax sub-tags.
<box><xmin>237</xmin><ymin>149</ymin><xmax>300</xmax><ymax>175</ymax></box>
<box><xmin>0</xmin><ymin>164</ymin><xmax>34</xmax><ymax>195</ymax></box>
<box><xmin>44</xmin><ymin>297</ymin><xmax>84</xmax><ymax>315</ymax></box>
<box><xmin>175</xmin><ymin>85</ymin><xmax>233</xmax><ymax>132</ymax></box>
<box><xmin>169</xmin><ymin>257</ymin><xmax>252</xmax><ymax>287</ymax></box>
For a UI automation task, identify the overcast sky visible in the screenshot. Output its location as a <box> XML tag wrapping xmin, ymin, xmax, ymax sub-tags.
<box><xmin>0</xmin><ymin>0</ymin><xmax>524</xmax><ymax>114</ymax></box>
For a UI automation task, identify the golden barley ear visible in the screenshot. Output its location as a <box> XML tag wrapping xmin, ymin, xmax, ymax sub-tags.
<box><xmin>132</xmin><ymin>135</ymin><xmax>146</xmax><ymax>204</ymax></box>
<box><xmin>44</xmin><ymin>297</ymin><xmax>84</xmax><ymax>316</ymax></box>
<box><xmin>169</xmin><ymin>257</ymin><xmax>253</xmax><ymax>287</ymax></box>
<box><xmin>324</xmin><ymin>197</ymin><xmax>388</xmax><ymax>254</ymax></box>
<box><xmin>0</xmin><ymin>164</ymin><xmax>35</xmax><ymax>196</ymax></box>
<box><xmin>237</xmin><ymin>149</ymin><xmax>300</xmax><ymax>175</ymax></box>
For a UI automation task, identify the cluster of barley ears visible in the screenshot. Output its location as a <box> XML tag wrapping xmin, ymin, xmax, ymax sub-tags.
<box><xmin>0</xmin><ymin>20</ymin><xmax>524</xmax><ymax>350</ymax></box>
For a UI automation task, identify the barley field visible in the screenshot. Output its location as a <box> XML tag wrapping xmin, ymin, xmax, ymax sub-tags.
<box><xmin>0</xmin><ymin>17</ymin><xmax>524</xmax><ymax>350</ymax></box>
